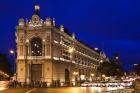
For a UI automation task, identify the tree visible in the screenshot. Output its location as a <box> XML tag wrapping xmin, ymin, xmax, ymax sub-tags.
<box><xmin>133</xmin><ymin>63</ymin><xmax>140</xmax><ymax>76</ymax></box>
<box><xmin>99</xmin><ymin>61</ymin><xmax>124</xmax><ymax>77</ymax></box>
<box><xmin>0</xmin><ymin>54</ymin><xmax>13</xmax><ymax>77</ymax></box>
<box><xmin>99</xmin><ymin>53</ymin><xmax>124</xmax><ymax>77</ymax></box>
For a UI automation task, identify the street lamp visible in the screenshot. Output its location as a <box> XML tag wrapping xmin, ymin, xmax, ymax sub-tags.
<box><xmin>9</xmin><ymin>49</ymin><xmax>17</xmax><ymax>80</ymax></box>
<box><xmin>9</xmin><ymin>49</ymin><xmax>16</xmax><ymax>72</ymax></box>
<box><xmin>94</xmin><ymin>48</ymin><xmax>99</xmax><ymax>51</ymax></box>
<box><xmin>102</xmin><ymin>74</ymin><xmax>106</xmax><ymax>78</ymax></box>
<box><xmin>73</xmin><ymin>71</ymin><xmax>78</xmax><ymax>86</ymax></box>
<box><xmin>133</xmin><ymin>64</ymin><xmax>138</xmax><ymax>76</ymax></box>
<box><xmin>69</xmin><ymin>47</ymin><xmax>74</xmax><ymax>54</ymax></box>
<box><xmin>133</xmin><ymin>64</ymin><xmax>138</xmax><ymax>66</ymax></box>
<box><xmin>100</xmin><ymin>60</ymin><xmax>103</xmax><ymax>63</ymax></box>
<box><xmin>73</xmin><ymin>71</ymin><xmax>78</xmax><ymax>75</ymax></box>
<box><xmin>98</xmin><ymin>59</ymin><xmax>103</xmax><ymax>81</ymax></box>
<box><xmin>91</xmin><ymin>73</ymin><xmax>95</xmax><ymax>77</ymax></box>
<box><xmin>115</xmin><ymin>57</ymin><xmax>119</xmax><ymax>60</ymax></box>
<box><xmin>102</xmin><ymin>74</ymin><xmax>106</xmax><ymax>81</ymax></box>
<box><xmin>68</xmin><ymin>46</ymin><xmax>74</xmax><ymax>86</ymax></box>
<box><xmin>10</xmin><ymin>50</ymin><xmax>14</xmax><ymax>54</ymax></box>
<box><xmin>91</xmin><ymin>73</ymin><xmax>95</xmax><ymax>82</ymax></box>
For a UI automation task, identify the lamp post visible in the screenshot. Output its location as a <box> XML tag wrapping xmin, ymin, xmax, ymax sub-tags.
<box><xmin>9</xmin><ymin>50</ymin><xmax>16</xmax><ymax>72</ymax></box>
<box><xmin>68</xmin><ymin>47</ymin><xmax>74</xmax><ymax>86</ymax></box>
<box><xmin>98</xmin><ymin>59</ymin><xmax>103</xmax><ymax>81</ymax></box>
<box><xmin>102</xmin><ymin>74</ymin><xmax>106</xmax><ymax>81</ymax></box>
<box><xmin>94</xmin><ymin>48</ymin><xmax>99</xmax><ymax>51</ymax></box>
<box><xmin>133</xmin><ymin>64</ymin><xmax>138</xmax><ymax>76</ymax></box>
<box><xmin>73</xmin><ymin>71</ymin><xmax>78</xmax><ymax>86</ymax></box>
<box><xmin>91</xmin><ymin>73</ymin><xmax>95</xmax><ymax>82</ymax></box>
<box><xmin>10</xmin><ymin>50</ymin><xmax>14</xmax><ymax>54</ymax></box>
<box><xmin>9</xmin><ymin>49</ymin><xmax>17</xmax><ymax>80</ymax></box>
<box><xmin>25</xmin><ymin>42</ymin><xmax>29</xmax><ymax>83</ymax></box>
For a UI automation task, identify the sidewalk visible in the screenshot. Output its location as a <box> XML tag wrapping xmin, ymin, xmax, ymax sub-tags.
<box><xmin>132</xmin><ymin>89</ymin><xmax>140</xmax><ymax>93</ymax></box>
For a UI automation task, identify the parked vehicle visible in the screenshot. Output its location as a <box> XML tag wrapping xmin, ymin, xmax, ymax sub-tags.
<box><xmin>81</xmin><ymin>82</ymin><xmax>92</xmax><ymax>87</ymax></box>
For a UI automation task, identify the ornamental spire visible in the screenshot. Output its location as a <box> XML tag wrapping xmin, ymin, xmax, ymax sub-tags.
<box><xmin>35</xmin><ymin>4</ymin><xmax>40</xmax><ymax>16</ymax></box>
<box><xmin>72</xmin><ymin>33</ymin><xmax>75</xmax><ymax>39</ymax></box>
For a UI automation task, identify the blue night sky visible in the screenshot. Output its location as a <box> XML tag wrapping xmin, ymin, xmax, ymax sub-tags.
<box><xmin>0</xmin><ymin>0</ymin><xmax>140</xmax><ymax>71</ymax></box>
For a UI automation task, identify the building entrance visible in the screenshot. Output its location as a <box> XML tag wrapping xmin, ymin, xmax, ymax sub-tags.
<box><xmin>31</xmin><ymin>64</ymin><xmax>42</xmax><ymax>81</ymax></box>
<box><xmin>65</xmin><ymin>69</ymin><xmax>70</xmax><ymax>83</ymax></box>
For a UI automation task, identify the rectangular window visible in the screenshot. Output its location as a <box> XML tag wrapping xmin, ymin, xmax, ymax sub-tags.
<box><xmin>20</xmin><ymin>45</ymin><xmax>23</xmax><ymax>56</ymax></box>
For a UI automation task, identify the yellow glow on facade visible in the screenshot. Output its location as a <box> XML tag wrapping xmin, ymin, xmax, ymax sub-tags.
<box><xmin>73</xmin><ymin>71</ymin><xmax>78</xmax><ymax>75</ymax></box>
<box><xmin>91</xmin><ymin>73</ymin><xmax>95</xmax><ymax>77</ymax></box>
<box><xmin>69</xmin><ymin>47</ymin><xmax>74</xmax><ymax>53</ymax></box>
<box><xmin>80</xmin><ymin>75</ymin><xmax>85</xmax><ymax>80</ymax></box>
<box><xmin>102</xmin><ymin>74</ymin><xmax>106</xmax><ymax>78</ymax></box>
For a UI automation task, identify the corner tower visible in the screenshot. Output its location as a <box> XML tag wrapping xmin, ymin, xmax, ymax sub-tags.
<box><xmin>16</xmin><ymin>5</ymin><xmax>53</xmax><ymax>85</ymax></box>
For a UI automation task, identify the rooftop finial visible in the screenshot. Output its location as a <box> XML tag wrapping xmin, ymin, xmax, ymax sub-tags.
<box><xmin>60</xmin><ymin>25</ymin><xmax>64</xmax><ymax>32</ymax></box>
<box><xmin>35</xmin><ymin>4</ymin><xmax>40</xmax><ymax>16</ymax></box>
<box><xmin>53</xmin><ymin>18</ymin><xmax>55</xmax><ymax>26</ymax></box>
<box><xmin>72</xmin><ymin>33</ymin><xmax>75</xmax><ymax>39</ymax></box>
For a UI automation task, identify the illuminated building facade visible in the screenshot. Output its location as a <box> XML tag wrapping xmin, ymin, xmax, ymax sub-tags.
<box><xmin>16</xmin><ymin>5</ymin><xmax>108</xmax><ymax>86</ymax></box>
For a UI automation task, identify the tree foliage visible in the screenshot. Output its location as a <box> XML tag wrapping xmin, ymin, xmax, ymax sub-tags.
<box><xmin>0</xmin><ymin>54</ymin><xmax>13</xmax><ymax>76</ymax></box>
<box><xmin>99</xmin><ymin>61</ymin><xmax>124</xmax><ymax>77</ymax></box>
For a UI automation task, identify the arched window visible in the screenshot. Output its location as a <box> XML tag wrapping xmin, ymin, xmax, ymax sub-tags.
<box><xmin>31</xmin><ymin>37</ymin><xmax>42</xmax><ymax>56</ymax></box>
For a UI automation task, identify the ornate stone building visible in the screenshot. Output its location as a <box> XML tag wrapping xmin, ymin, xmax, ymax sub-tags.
<box><xmin>16</xmin><ymin>5</ymin><xmax>108</xmax><ymax>86</ymax></box>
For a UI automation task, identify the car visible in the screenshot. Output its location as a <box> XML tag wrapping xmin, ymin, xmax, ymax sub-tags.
<box><xmin>0</xmin><ymin>81</ymin><xmax>9</xmax><ymax>91</ymax></box>
<box><xmin>92</xmin><ymin>83</ymin><xmax>98</xmax><ymax>87</ymax></box>
<box><xmin>81</xmin><ymin>82</ymin><xmax>92</xmax><ymax>87</ymax></box>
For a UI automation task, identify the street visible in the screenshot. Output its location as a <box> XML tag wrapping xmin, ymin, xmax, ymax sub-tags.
<box><xmin>0</xmin><ymin>87</ymin><xmax>124</xmax><ymax>93</ymax></box>
<box><xmin>0</xmin><ymin>80</ymin><xmax>134</xmax><ymax>93</ymax></box>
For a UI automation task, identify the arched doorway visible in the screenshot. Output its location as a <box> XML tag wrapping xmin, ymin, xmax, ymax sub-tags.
<box><xmin>31</xmin><ymin>64</ymin><xmax>42</xmax><ymax>82</ymax></box>
<box><xmin>65</xmin><ymin>69</ymin><xmax>70</xmax><ymax>84</ymax></box>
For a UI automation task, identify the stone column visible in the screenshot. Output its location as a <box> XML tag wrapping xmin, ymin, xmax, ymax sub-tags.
<box><xmin>26</xmin><ymin>64</ymin><xmax>30</xmax><ymax>83</ymax></box>
<box><xmin>43</xmin><ymin>39</ymin><xmax>45</xmax><ymax>56</ymax></box>
<box><xmin>25</xmin><ymin>43</ymin><xmax>30</xmax><ymax>83</ymax></box>
<box><xmin>42</xmin><ymin>63</ymin><xmax>44</xmax><ymax>82</ymax></box>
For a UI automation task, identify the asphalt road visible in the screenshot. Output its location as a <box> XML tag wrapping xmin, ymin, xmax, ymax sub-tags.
<box><xmin>0</xmin><ymin>88</ymin><xmax>32</xmax><ymax>93</ymax></box>
<box><xmin>0</xmin><ymin>87</ymin><xmax>108</xmax><ymax>93</ymax></box>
